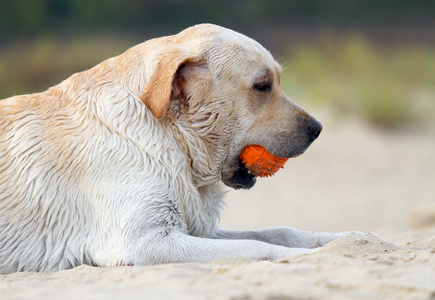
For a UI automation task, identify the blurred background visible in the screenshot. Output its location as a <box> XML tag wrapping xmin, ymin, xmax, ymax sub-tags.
<box><xmin>1</xmin><ymin>0</ymin><xmax>434</xmax><ymax>233</ymax></box>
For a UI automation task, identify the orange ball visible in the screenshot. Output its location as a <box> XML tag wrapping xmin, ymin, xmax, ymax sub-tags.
<box><xmin>240</xmin><ymin>145</ymin><xmax>288</xmax><ymax>178</ymax></box>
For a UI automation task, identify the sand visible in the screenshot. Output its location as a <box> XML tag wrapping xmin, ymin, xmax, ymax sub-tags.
<box><xmin>1</xmin><ymin>233</ymin><xmax>434</xmax><ymax>300</ymax></box>
<box><xmin>1</xmin><ymin>113</ymin><xmax>435</xmax><ymax>300</ymax></box>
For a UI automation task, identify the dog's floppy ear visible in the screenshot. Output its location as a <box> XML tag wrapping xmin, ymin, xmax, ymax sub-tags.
<box><xmin>140</xmin><ymin>50</ymin><xmax>205</xmax><ymax>120</ymax></box>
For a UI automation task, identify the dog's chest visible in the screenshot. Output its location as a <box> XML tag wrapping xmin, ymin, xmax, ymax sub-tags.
<box><xmin>180</xmin><ymin>183</ymin><xmax>225</xmax><ymax>237</ymax></box>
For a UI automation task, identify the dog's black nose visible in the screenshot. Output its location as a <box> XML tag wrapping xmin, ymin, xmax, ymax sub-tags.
<box><xmin>308</xmin><ymin>118</ymin><xmax>323</xmax><ymax>139</ymax></box>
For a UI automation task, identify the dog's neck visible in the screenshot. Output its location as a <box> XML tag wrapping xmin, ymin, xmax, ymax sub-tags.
<box><xmin>167</xmin><ymin>99</ymin><xmax>228</xmax><ymax>188</ymax></box>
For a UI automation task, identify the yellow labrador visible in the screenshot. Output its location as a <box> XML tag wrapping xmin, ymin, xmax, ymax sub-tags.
<box><xmin>0</xmin><ymin>24</ymin><xmax>353</xmax><ymax>273</ymax></box>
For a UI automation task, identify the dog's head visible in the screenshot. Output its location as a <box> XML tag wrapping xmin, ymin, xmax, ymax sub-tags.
<box><xmin>137</xmin><ymin>24</ymin><xmax>322</xmax><ymax>190</ymax></box>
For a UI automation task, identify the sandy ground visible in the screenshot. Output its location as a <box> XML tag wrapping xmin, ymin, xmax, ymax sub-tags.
<box><xmin>1</xmin><ymin>112</ymin><xmax>435</xmax><ymax>299</ymax></box>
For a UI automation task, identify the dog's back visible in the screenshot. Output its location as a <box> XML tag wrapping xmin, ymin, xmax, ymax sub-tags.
<box><xmin>0</xmin><ymin>91</ymin><xmax>97</xmax><ymax>273</ymax></box>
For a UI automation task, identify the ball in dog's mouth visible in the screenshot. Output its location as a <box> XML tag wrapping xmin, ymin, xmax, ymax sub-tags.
<box><xmin>222</xmin><ymin>145</ymin><xmax>290</xmax><ymax>190</ymax></box>
<box><xmin>239</xmin><ymin>145</ymin><xmax>288</xmax><ymax>178</ymax></box>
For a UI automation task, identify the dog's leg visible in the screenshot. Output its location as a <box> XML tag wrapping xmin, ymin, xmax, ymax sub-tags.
<box><xmin>210</xmin><ymin>227</ymin><xmax>366</xmax><ymax>249</ymax></box>
<box><xmin>120</xmin><ymin>230</ymin><xmax>318</xmax><ymax>265</ymax></box>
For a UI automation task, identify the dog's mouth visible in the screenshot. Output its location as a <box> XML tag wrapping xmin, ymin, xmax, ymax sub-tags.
<box><xmin>221</xmin><ymin>150</ymin><xmax>259</xmax><ymax>190</ymax></box>
<box><xmin>226</xmin><ymin>158</ymin><xmax>257</xmax><ymax>190</ymax></box>
<box><xmin>221</xmin><ymin>147</ymin><xmax>298</xmax><ymax>190</ymax></box>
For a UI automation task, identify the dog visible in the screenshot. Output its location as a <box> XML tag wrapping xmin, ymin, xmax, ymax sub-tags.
<box><xmin>0</xmin><ymin>24</ymin><xmax>355</xmax><ymax>274</ymax></box>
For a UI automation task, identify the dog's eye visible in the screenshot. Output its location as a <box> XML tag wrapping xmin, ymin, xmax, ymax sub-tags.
<box><xmin>254</xmin><ymin>82</ymin><xmax>272</xmax><ymax>92</ymax></box>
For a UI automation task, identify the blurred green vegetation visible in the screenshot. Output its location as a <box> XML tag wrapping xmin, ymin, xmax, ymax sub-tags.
<box><xmin>282</xmin><ymin>34</ymin><xmax>435</xmax><ymax>128</ymax></box>
<box><xmin>1</xmin><ymin>0</ymin><xmax>434</xmax><ymax>38</ymax></box>
<box><xmin>0</xmin><ymin>36</ymin><xmax>133</xmax><ymax>98</ymax></box>
<box><xmin>0</xmin><ymin>0</ymin><xmax>434</xmax><ymax>129</ymax></box>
